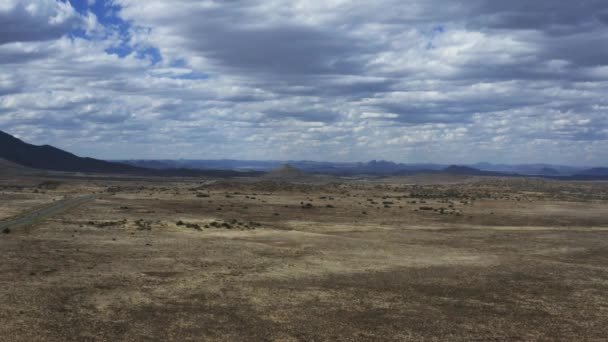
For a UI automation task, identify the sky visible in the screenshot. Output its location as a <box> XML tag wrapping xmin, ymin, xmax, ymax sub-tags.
<box><xmin>0</xmin><ymin>0</ymin><xmax>607</xmax><ymax>166</ymax></box>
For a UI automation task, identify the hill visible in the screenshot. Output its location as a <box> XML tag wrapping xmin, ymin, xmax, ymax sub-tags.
<box><xmin>0</xmin><ymin>157</ymin><xmax>36</xmax><ymax>175</ymax></box>
<box><xmin>536</xmin><ymin>167</ymin><xmax>560</xmax><ymax>176</ymax></box>
<box><xmin>0</xmin><ymin>130</ymin><xmax>145</xmax><ymax>174</ymax></box>
<box><xmin>263</xmin><ymin>164</ymin><xmax>306</xmax><ymax>179</ymax></box>
<box><xmin>0</xmin><ymin>130</ymin><xmax>263</xmax><ymax>177</ymax></box>
<box><xmin>441</xmin><ymin>165</ymin><xmax>509</xmax><ymax>177</ymax></box>
<box><xmin>261</xmin><ymin>164</ymin><xmax>337</xmax><ymax>183</ymax></box>
<box><xmin>575</xmin><ymin>167</ymin><xmax>608</xmax><ymax>177</ymax></box>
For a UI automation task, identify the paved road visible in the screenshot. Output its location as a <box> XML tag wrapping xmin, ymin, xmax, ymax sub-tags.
<box><xmin>0</xmin><ymin>195</ymin><xmax>95</xmax><ymax>233</ymax></box>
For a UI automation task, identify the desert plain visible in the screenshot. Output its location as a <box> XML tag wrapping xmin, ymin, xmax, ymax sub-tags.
<box><xmin>1</xmin><ymin>171</ymin><xmax>608</xmax><ymax>341</ymax></box>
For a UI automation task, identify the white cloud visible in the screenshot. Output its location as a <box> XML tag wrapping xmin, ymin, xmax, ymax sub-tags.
<box><xmin>0</xmin><ymin>0</ymin><xmax>607</xmax><ymax>165</ymax></box>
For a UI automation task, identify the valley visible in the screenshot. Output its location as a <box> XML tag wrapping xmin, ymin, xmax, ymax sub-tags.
<box><xmin>2</xmin><ymin>172</ymin><xmax>608</xmax><ymax>341</ymax></box>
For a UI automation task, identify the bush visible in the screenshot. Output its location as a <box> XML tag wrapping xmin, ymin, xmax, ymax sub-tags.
<box><xmin>136</xmin><ymin>219</ymin><xmax>152</xmax><ymax>230</ymax></box>
<box><xmin>185</xmin><ymin>223</ymin><xmax>202</xmax><ymax>231</ymax></box>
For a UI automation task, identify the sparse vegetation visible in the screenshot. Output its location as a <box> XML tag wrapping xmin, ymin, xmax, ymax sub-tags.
<box><xmin>135</xmin><ymin>219</ymin><xmax>152</xmax><ymax>230</ymax></box>
<box><xmin>2</xmin><ymin>173</ymin><xmax>608</xmax><ymax>341</ymax></box>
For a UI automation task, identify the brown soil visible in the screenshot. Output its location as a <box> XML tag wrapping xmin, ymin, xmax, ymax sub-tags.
<box><xmin>1</xmin><ymin>174</ymin><xmax>608</xmax><ymax>341</ymax></box>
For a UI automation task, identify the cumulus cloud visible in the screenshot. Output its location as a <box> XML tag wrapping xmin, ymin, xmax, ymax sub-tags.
<box><xmin>0</xmin><ymin>0</ymin><xmax>607</xmax><ymax>165</ymax></box>
<box><xmin>0</xmin><ymin>0</ymin><xmax>84</xmax><ymax>45</ymax></box>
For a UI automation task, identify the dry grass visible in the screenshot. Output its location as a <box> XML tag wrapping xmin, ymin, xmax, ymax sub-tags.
<box><xmin>1</xmin><ymin>175</ymin><xmax>608</xmax><ymax>341</ymax></box>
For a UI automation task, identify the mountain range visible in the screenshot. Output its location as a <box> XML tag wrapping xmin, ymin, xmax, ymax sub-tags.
<box><xmin>116</xmin><ymin>158</ymin><xmax>606</xmax><ymax>178</ymax></box>
<box><xmin>0</xmin><ymin>130</ymin><xmax>261</xmax><ymax>177</ymax></box>
<box><xmin>1</xmin><ymin>130</ymin><xmax>607</xmax><ymax>179</ymax></box>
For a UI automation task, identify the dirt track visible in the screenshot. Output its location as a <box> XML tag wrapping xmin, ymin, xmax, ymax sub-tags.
<box><xmin>0</xmin><ymin>195</ymin><xmax>95</xmax><ymax>233</ymax></box>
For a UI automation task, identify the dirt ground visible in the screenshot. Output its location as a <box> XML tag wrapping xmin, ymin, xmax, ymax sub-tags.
<box><xmin>1</xmin><ymin>174</ymin><xmax>608</xmax><ymax>341</ymax></box>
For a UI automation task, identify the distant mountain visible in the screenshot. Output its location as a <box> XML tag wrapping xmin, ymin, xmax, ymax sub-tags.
<box><xmin>0</xmin><ymin>131</ymin><xmax>263</xmax><ymax>178</ymax></box>
<box><xmin>119</xmin><ymin>159</ymin><xmax>598</xmax><ymax>177</ymax></box>
<box><xmin>118</xmin><ymin>159</ymin><xmax>591</xmax><ymax>177</ymax></box>
<box><xmin>262</xmin><ymin>164</ymin><xmax>309</xmax><ymax>180</ymax></box>
<box><xmin>442</xmin><ymin>165</ymin><xmax>483</xmax><ymax>175</ymax></box>
<box><xmin>0</xmin><ymin>130</ymin><xmax>144</xmax><ymax>174</ymax></box>
<box><xmin>575</xmin><ymin>167</ymin><xmax>608</xmax><ymax>176</ymax></box>
<box><xmin>261</xmin><ymin>164</ymin><xmax>337</xmax><ymax>183</ymax></box>
<box><xmin>537</xmin><ymin>167</ymin><xmax>560</xmax><ymax>176</ymax></box>
<box><xmin>470</xmin><ymin>162</ymin><xmax>583</xmax><ymax>176</ymax></box>
<box><xmin>109</xmin><ymin>151</ymin><xmax>608</xmax><ymax>179</ymax></box>
<box><xmin>117</xmin><ymin>159</ymin><xmax>177</xmax><ymax>170</ymax></box>
<box><xmin>441</xmin><ymin>165</ymin><xmax>508</xmax><ymax>176</ymax></box>
<box><xmin>118</xmin><ymin>159</ymin><xmax>284</xmax><ymax>171</ymax></box>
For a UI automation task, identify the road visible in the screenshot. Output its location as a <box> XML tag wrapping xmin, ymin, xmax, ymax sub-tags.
<box><xmin>0</xmin><ymin>195</ymin><xmax>95</xmax><ymax>233</ymax></box>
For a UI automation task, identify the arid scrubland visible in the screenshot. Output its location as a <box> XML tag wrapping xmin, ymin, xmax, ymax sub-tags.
<box><xmin>2</xmin><ymin>174</ymin><xmax>608</xmax><ymax>341</ymax></box>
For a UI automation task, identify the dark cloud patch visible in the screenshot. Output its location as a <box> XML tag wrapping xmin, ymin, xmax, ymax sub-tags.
<box><xmin>0</xmin><ymin>45</ymin><xmax>53</xmax><ymax>64</ymax></box>
<box><xmin>84</xmin><ymin>111</ymin><xmax>133</xmax><ymax>124</ymax></box>
<box><xmin>524</xmin><ymin>127</ymin><xmax>608</xmax><ymax>142</ymax></box>
<box><xmin>471</xmin><ymin>0</ymin><xmax>608</xmax><ymax>34</ymax></box>
<box><xmin>456</xmin><ymin>1</ymin><xmax>608</xmax><ymax>76</ymax></box>
<box><xmin>373</xmin><ymin>105</ymin><xmax>474</xmax><ymax>124</ymax></box>
<box><xmin>296</xmin><ymin>76</ymin><xmax>396</xmax><ymax>97</ymax></box>
<box><xmin>536</xmin><ymin>33</ymin><xmax>608</xmax><ymax>67</ymax></box>
<box><xmin>0</xmin><ymin>75</ymin><xmax>23</xmax><ymax>96</ymax></box>
<box><xmin>371</xmin><ymin>89</ymin><xmax>550</xmax><ymax>124</ymax></box>
<box><xmin>6</xmin><ymin>113</ymin><xmax>85</xmax><ymax>130</ymax></box>
<box><xmin>0</xmin><ymin>1</ymin><xmax>83</xmax><ymax>45</ymax></box>
<box><xmin>263</xmin><ymin>109</ymin><xmax>340</xmax><ymax>123</ymax></box>
<box><xmin>219</xmin><ymin>94</ymin><xmax>266</xmax><ymax>103</ymax></box>
<box><xmin>182</xmin><ymin>23</ymin><xmax>371</xmax><ymax>77</ymax></box>
<box><xmin>598</xmin><ymin>11</ymin><xmax>608</xmax><ymax>25</ymax></box>
<box><xmin>570</xmin><ymin>131</ymin><xmax>608</xmax><ymax>141</ymax></box>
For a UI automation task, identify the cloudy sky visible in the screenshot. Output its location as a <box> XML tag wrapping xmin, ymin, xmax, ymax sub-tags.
<box><xmin>1</xmin><ymin>0</ymin><xmax>607</xmax><ymax>165</ymax></box>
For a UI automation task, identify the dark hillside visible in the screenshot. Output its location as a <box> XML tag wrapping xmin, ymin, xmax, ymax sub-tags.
<box><xmin>0</xmin><ymin>130</ymin><xmax>144</xmax><ymax>173</ymax></box>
